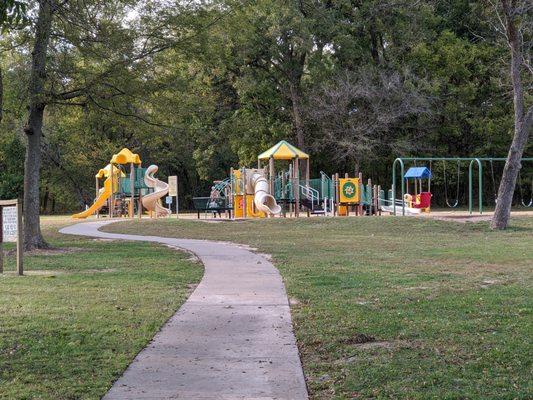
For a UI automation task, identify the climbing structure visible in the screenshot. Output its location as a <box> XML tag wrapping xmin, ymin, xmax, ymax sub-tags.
<box><xmin>72</xmin><ymin>148</ymin><xmax>170</xmax><ymax>219</ymax></box>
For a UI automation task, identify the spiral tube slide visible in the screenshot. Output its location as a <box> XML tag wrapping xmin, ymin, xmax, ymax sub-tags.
<box><xmin>250</xmin><ymin>172</ymin><xmax>282</xmax><ymax>215</ymax></box>
<box><xmin>142</xmin><ymin>164</ymin><xmax>171</xmax><ymax>217</ymax></box>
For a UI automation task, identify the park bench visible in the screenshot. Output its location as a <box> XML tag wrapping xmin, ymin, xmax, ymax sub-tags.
<box><xmin>192</xmin><ymin>197</ymin><xmax>233</xmax><ymax>219</ymax></box>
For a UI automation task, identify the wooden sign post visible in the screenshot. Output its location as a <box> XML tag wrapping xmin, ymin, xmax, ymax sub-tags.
<box><xmin>0</xmin><ymin>199</ymin><xmax>23</xmax><ymax>275</ymax></box>
<box><xmin>168</xmin><ymin>175</ymin><xmax>178</xmax><ymax>218</ymax></box>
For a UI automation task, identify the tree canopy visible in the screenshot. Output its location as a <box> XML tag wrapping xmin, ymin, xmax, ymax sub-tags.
<box><xmin>0</xmin><ymin>0</ymin><xmax>531</xmax><ymax>216</ymax></box>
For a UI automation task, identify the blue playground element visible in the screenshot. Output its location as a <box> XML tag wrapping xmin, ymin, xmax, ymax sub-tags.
<box><xmin>404</xmin><ymin>167</ymin><xmax>432</xmax><ymax>179</ymax></box>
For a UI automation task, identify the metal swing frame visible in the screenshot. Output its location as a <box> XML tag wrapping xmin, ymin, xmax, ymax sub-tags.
<box><xmin>392</xmin><ymin>157</ymin><xmax>533</xmax><ymax>215</ymax></box>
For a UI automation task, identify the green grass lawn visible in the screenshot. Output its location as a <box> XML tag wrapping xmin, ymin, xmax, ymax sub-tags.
<box><xmin>103</xmin><ymin>216</ymin><xmax>533</xmax><ymax>400</ymax></box>
<box><xmin>0</xmin><ymin>217</ymin><xmax>203</xmax><ymax>400</ymax></box>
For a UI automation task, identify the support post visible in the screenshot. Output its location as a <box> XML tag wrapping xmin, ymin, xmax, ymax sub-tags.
<box><xmin>16</xmin><ymin>200</ymin><xmax>23</xmax><ymax>275</ymax></box>
<box><xmin>109</xmin><ymin>165</ymin><xmax>114</xmax><ymax>218</ymax></box>
<box><xmin>331</xmin><ymin>174</ymin><xmax>336</xmax><ymax>216</ymax></box>
<box><xmin>242</xmin><ymin>168</ymin><xmax>247</xmax><ymax>218</ymax></box>
<box><xmin>377</xmin><ymin>185</ymin><xmax>382</xmax><ymax>215</ymax></box>
<box><xmin>230</xmin><ymin>167</ymin><xmax>234</xmax><ymax>219</ymax></box>
<box><xmin>269</xmin><ymin>157</ymin><xmax>275</xmax><ymax>195</ymax></box>
<box><xmin>0</xmin><ymin>200</ymin><xmax>23</xmax><ymax>275</ymax></box>
<box><xmin>294</xmin><ymin>158</ymin><xmax>300</xmax><ymax>217</ymax></box>
<box><xmin>95</xmin><ymin>177</ymin><xmax>100</xmax><ymax>218</ymax></box>
<box><xmin>468</xmin><ymin>158</ymin><xmax>483</xmax><ymax>215</ymax></box>
<box><xmin>392</xmin><ymin>158</ymin><xmax>405</xmax><ymax>215</ymax></box>
<box><xmin>368</xmin><ymin>178</ymin><xmax>372</xmax><ymax>216</ymax></box>
<box><xmin>129</xmin><ymin>162</ymin><xmax>134</xmax><ymax>218</ymax></box>
<box><xmin>138</xmin><ymin>171</ymin><xmax>143</xmax><ymax>219</ymax></box>
<box><xmin>358</xmin><ymin>171</ymin><xmax>363</xmax><ymax>216</ymax></box>
<box><xmin>335</xmin><ymin>173</ymin><xmax>339</xmax><ymax>216</ymax></box>
<box><xmin>0</xmin><ymin>206</ymin><xmax>3</xmax><ymax>274</ymax></box>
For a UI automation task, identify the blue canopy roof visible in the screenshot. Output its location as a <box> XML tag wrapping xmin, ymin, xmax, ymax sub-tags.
<box><xmin>404</xmin><ymin>167</ymin><xmax>432</xmax><ymax>179</ymax></box>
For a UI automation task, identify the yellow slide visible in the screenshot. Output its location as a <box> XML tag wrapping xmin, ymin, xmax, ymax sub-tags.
<box><xmin>72</xmin><ymin>164</ymin><xmax>122</xmax><ymax>219</ymax></box>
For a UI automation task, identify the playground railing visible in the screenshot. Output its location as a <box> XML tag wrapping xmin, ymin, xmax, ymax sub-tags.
<box><xmin>274</xmin><ymin>175</ymin><xmax>333</xmax><ymax>203</ymax></box>
<box><xmin>213</xmin><ymin>177</ymin><xmax>232</xmax><ymax>195</ymax></box>
<box><xmin>299</xmin><ymin>184</ymin><xmax>320</xmax><ymax>209</ymax></box>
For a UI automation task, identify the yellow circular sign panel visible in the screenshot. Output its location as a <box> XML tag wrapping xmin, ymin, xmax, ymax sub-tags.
<box><xmin>339</xmin><ymin>178</ymin><xmax>360</xmax><ymax>203</ymax></box>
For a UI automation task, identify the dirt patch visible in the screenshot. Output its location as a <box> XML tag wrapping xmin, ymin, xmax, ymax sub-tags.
<box><xmin>3</xmin><ymin>268</ymin><xmax>117</xmax><ymax>277</ymax></box>
<box><xmin>335</xmin><ymin>340</ymin><xmax>417</xmax><ymax>365</ymax></box>
<box><xmin>13</xmin><ymin>270</ymin><xmax>65</xmax><ymax>277</ymax></box>
<box><xmin>289</xmin><ymin>297</ymin><xmax>301</xmax><ymax>306</ymax></box>
<box><xmin>196</xmin><ymin>218</ymin><xmax>248</xmax><ymax>223</ymax></box>
<box><xmin>186</xmin><ymin>283</ymin><xmax>199</xmax><ymax>294</ymax></box>
<box><xmin>414</xmin><ymin>257</ymin><xmax>523</xmax><ymax>277</ymax></box>
<box><xmin>257</xmin><ymin>253</ymin><xmax>273</xmax><ymax>261</ymax></box>
<box><xmin>421</xmin><ymin>213</ymin><xmax>493</xmax><ymax>223</ymax></box>
<box><xmin>341</xmin><ymin>333</ymin><xmax>376</xmax><ymax>345</ymax></box>
<box><xmin>353</xmin><ymin>340</ymin><xmax>410</xmax><ymax>350</ymax></box>
<box><xmin>4</xmin><ymin>247</ymin><xmax>86</xmax><ymax>257</ymax></box>
<box><xmin>81</xmin><ymin>268</ymin><xmax>117</xmax><ymax>274</ymax></box>
<box><xmin>186</xmin><ymin>255</ymin><xmax>201</xmax><ymax>263</ymax></box>
<box><xmin>480</xmin><ymin>278</ymin><xmax>504</xmax><ymax>289</ymax></box>
<box><xmin>234</xmin><ymin>243</ymin><xmax>258</xmax><ymax>252</ymax></box>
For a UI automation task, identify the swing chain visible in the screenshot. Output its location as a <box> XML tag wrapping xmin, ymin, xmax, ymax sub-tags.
<box><xmin>443</xmin><ymin>160</ymin><xmax>460</xmax><ymax>208</ymax></box>
<box><xmin>518</xmin><ymin>170</ymin><xmax>533</xmax><ymax>207</ymax></box>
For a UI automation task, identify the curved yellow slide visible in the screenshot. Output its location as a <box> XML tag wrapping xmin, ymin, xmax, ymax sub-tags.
<box><xmin>73</xmin><ymin>163</ymin><xmax>122</xmax><ymax>219</ymax></box>
<box><xmin>72</xmin><ymin>178</ymin><xmax>113</xmax><ymax>219</ymax></box>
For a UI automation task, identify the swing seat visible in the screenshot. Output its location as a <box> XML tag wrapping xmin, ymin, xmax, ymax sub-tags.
<box><xmin>413</xmin><ymin>192</ymin><xmax>432</xmax><ymax>211</ymax></box>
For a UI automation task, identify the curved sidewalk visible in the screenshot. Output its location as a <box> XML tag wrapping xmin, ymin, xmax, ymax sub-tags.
<box><xmin>60</xmin><ymin>221</ymin><xmax>308</xmax><ymax>400</ymax></box>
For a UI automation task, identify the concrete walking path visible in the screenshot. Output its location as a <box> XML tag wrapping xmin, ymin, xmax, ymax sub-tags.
<box><xmin>60</xmin><ymin>221</ymin><xmax>308</xmax><ymax>400</ymax></box>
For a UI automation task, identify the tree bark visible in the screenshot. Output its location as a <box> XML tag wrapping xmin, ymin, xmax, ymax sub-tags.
<box><xmin>491</xmin><ymin>0</ymin><xmax>532</xmax><ymax>230</ymax></box>
<box><xmin>0</xmin><ymin>64</ymin><xmax>3</xmax><ymax>124</ymax></box>
<box><xmin>369</xmin><ymin>23</ymin><xmax>380</xmax><ymax>65</ymax></box>
<box><xmin>289</xmin><ymin>80</ymin><xmax>306</xmax><ymax>150</ymax></box>
<box><xmin>23</xmin><ymin>0</ymin><xmax>54</xmax><ymax>249</ymax></box>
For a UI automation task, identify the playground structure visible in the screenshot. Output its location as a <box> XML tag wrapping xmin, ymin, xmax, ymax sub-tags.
<box><xmin>387</xmin><ymin>157</ymin><xmax>533</xmax><ymax>216</ymax></box>
<box><xmin>381</xmin><ymin>167</ymin><xmax>433</xmax><ymax>215</ymax></box>
<box><xmin>76</xmin><ymin>146</ymin><xmax>532</xmax><ymax>220</ymax></box>
<box><xmin>72</xmin><ymin>148</ymin><xmax>171</xmax><ymax>219</ymax></box>
<box><xmin>192</xmin><ymin>142</ymin><xmax>533</xmax><ymax>219</ymax></box>
<box><xmin>193</xmin><ymin>141</ymin><xmax>383</xmax><ymax>219</ymax></box>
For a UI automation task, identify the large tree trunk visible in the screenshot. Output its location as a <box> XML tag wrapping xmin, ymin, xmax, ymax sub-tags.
<box><xmin>23</xmin><ymin>0</ymin><xmax>54</xmax><ymax>249</ymax></box>
<box><xmin>491</xmin><ymin>0</ymin><xmax>532</xmax><ymax>230</ymax></box>
<box><xmin>289</xmin><ymin>80</ymin><xmax>306</xmax><ymax>150</ymax></box>
<box><xmin>0</xmin><ymin>64</ymin><xmax>3</xmax><ymax>124</ymax></box>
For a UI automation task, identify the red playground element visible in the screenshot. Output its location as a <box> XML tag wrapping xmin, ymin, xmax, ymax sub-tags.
<box><xmin>413</xmin><ymin>192</ymin><xmax>432</xmax><ymax>209</ymax></box>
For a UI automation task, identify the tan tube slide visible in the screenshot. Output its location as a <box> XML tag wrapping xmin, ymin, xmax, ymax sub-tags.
<box><xmin>248</xmin><ymin>172</ymin><xmax>281</xmax><ymax>215</ymax></box>
<box><xmin>142</xmin><ymin>164</ymin><xmax>171</xmax><ymax>217</ymax></box>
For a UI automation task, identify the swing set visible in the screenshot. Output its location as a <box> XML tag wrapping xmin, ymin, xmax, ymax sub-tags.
<box><xmin>391</xmin><ymin>157</ymin><xmax>533</xmax><ymax>215</ymax></box>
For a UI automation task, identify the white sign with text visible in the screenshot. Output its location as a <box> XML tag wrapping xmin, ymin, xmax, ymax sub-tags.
<box><xmin>2</xmin><ymin>206</ymin><xmax>18</xmax><ymax>242</ymax></box>
<box><xmin>168</xmin><ymin>175</ymin><xmax>178</xmax><ymax>197</ymax></box>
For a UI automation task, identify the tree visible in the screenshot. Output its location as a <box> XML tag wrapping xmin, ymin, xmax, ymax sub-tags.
<box><xmin>490</xmin><ymin>0</ymin><xmax>532</xmax><ymax>229</ymax></box>
<box><xmin>0</xmin><ymin>0</ymin><xmax>28</xmax><ymax>124</ymax></box>
<box><xmin>19</xmin><ymin>0</ymin><xmax>228</xmax><ymax>248</ymax></box>
<box><xmin>306</xmin><ymin>67</ymin><xmax>431</xmax><ymax>171</ymax></box>
<box><xmin>22</xmin><ymin>0</ymin><xmax>54</xmax><ymax>249</ymax></box>
<box><xmin>0</xmin><ymin>0</ymin><xmax>27</xmax><ymax>29</ymax></box>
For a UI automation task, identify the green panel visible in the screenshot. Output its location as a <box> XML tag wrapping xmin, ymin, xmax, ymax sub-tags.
<box><xmin>135</xmin><ymin>167</ymin><xmax>149</xmax><ymax>189</ymax></box>
<box><xmin>118</xmin><ymin>167</ymin><xmax>150</xmax><ymax>195</ymax></box>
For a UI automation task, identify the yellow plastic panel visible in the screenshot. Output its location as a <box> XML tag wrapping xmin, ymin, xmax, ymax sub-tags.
<box><xmin>246</xmin><ymin>194</ymin><xmax>266</xmax><ymax>218</ymax></box>
<box><xmin>339</xmin><ymin>178</ymin><xmax>360</xmax><ymax>203</ymax></box>
<box><xmin>258</xmin><ymin>140</ymin><xmax>309</xmax><ymax>160</ymax></box>
<box><xmin>110</xmin><ymin>148</ymin><xmax>142</xmax><ymax>165</ymax></box>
